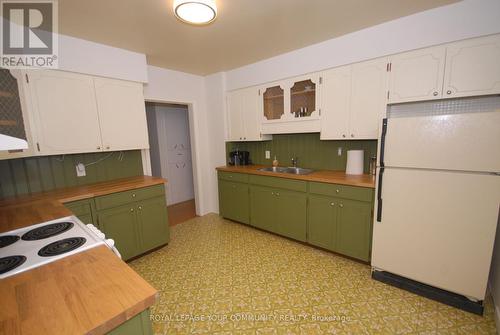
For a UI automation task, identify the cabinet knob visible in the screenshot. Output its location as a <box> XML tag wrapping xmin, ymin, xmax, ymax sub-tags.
<box><xmin>433</xmin><ymin>91</ymin><xmax>438</xmax><ymax>96</ymax></box>
<box><xmin>132</xmin><ymin>193</ymin><xmax>136</xmax><ymax>198</ymax></box>
<box><xmin>271</xmin><ymin>192</ymin><xmax>274</xmax><ymax>195</ymax></box>
<box><xmin>138</xmin><ymin>206</ymin><xmax>142</xmax><ymax>210</ymax></box>
<box><xmin>130</xmin><ymin>208</ymin><xmax>134</xmax><ymax>212</ymax></box>
<box><xmin>336</xmin><ymin>189</ymin><xmax>340</xmax><ymax>193</ymax></box>
<box><xmin>106</xmin><ymin>145</ymin><xmax>110</xmax><ymax>150</ymax></box>
<box><xmin>339</xmin><ymin>203</ymin><xmax>344</xmax><ymax>208</ymax></box>
<box><xmin>330</xmin><ymin>202</ymin><xmax>335</xmax><ymax>206</ymax></box>
<box><xmin>276</xmin><ymin>192</ymin><xmax>280</xmax><ymax>196</ymax></box>
<box><xmin>446</xmin><ymin>90</ymin><xmax>452</xmax><ymax>95</ymax></box>
<box><xmin>97</xmin><ymin>146</ymin><xmax>101</xmax><ymax>150</ymax></box>
<box><xmin>243</xmin><ymin>137</ymin><xmax>246</xmax><ymax>140</ymax></box>
<box><xmin>342</xmin><ymin>134</ymin><xmax>346</xmax><ymax>138</ymax></box>
<box><xmin>351</xmin><ymin>134</ymin><xmax>354</xmax><ymax>138</ymax></box>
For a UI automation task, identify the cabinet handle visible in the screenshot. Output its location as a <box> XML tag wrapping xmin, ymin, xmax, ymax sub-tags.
<box><xmin>330</xmin><ymin>202</ymin><xmax>335</xmax><ymax>206</ymax></box>
<box><xmin>339</xmin><ymin>203</ymin><xmax>344</xmax><ymax>208</ymax></box>
<box><xmin>433</xmin><ymin>91</ymin><xmax>438</xmax><ymax>96</ymax></box>
<box><xmin>138</xmin><ymin>206</ymin><xmax>142</xmax><ymax>210</ymax></box>
<box><xmin>130</xmin><ymin>208</ymin><xmax>134</xmax><ymax>212</ymax></box>
<box><xmin>132</xmin><ymin>193</ymin><xmax>136</xmax><ymax>198</ymax></box>
<box><xmin>446</xmin><ymin>90</ymin><xmax>452</xmax><ymax>95</ymax></box>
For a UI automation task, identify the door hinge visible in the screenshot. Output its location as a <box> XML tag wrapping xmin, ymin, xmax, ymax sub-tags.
<box><xmin>25</xmin><ymin>74</ymin><xmax>29</xmax><ymax>83</ymax></box>
<box><xmin>386</xmin><ymin>63</ymin><xmax>392</xmax><ymax>72</ymax></box>
<box><xmin>319</xmin><ymin>77</ymin><xmax>323</xmax><ymax>84</ymax></box>
<box><xmin>387</xmin><ymin>91</ymin><xmax>390</xmax><ymax>100</ymax></box>
<box><xmin>258</xmin><ymin>89</ymin><xmax>261</xmax><ymax>96</ymax></box>
<box><xmin>36</xmin><ymin>142</ymin><xmax>40</xmax><ymax>151</ymax></box>
<box><xmin>319</xmin><ymin>108</ymin><xmax>321</xmax><ymax>116</ymax></box>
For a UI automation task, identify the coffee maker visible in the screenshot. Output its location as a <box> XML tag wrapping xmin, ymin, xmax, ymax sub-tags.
<box><xmin>228</xmin><ymin>150</ymin><xmax>250</xmax><ymax>166</ymax></box>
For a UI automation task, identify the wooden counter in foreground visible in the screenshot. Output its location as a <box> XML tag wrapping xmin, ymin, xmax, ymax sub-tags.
<box><xmin>216</xmin><ymin>165</ymin><xmax>375</xmax><ymax>188</ymax></box>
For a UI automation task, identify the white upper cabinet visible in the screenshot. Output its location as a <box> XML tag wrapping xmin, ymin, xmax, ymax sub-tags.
<box><xmin>226</xmin><ymin>86</ymin><xmax>270</xmax><ymax>141</ymax></box>
<box><xmin>320</xmin><ymin>65</ymin><xmax>351</xmax><ymax>140</ymax></box>
<box><xmin>349</xmin><ymin>58</ymin><xmax>388</xmax><ymax>139</ymax></box>
<box><xmin>28</xmin><ymin>70</ymin><xmax>103</xmax><ymax>155</ymax></box>
<box><xmin>94</xmin><ymin>77</ymin><xmax>149</xmax><ymax>151</ymax></box>
<box><xmin>443</xmin><ymin>34</ymin><xmax>500</xmax><ymax>98</ymax></box>
<box><xmin>320</xmin><ymin>58</ymin><xmax>387</xmax><ymax>140</ymax></box>
<box><xmin>388</xmin><ymin>45</ymin><xmax>446</xmax><ymax>104</ymax></box>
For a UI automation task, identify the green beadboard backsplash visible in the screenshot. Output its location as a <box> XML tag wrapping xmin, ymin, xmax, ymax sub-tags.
<box><xmin>226</xmin><ymin>133</ymin><xmax>377</xmax><ymax>173</ymax></box>
<box><xmin>0</xmin><ymin>150</ymin><xmax>143</xmax><ymax>199</ymax></box>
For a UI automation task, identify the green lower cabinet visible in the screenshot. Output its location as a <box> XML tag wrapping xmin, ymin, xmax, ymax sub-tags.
<box><xmin>274</xmin><ymin>189</ymin><xmax>307</xmax><ymax>242</ymax></box>
<box><xmin>307</xmin><ymin>195</ymin><xmax>338</xmax><ymax>251</ymax></box>
<box><xmin>336</xmin><ymin>199</ymin><xmax>372</xmax><ymax>262</ymax></box>
<box><xmin>137</xmin><ymin>196</ymin><xmax>170</xmax><ymax>251</ymax></box>
<box><xmin>107</xmin><ymin>309</ymin><xmax>153</xmax><ymax>335</ymax></box>
<box><xmin>218</xmin><ymin>179</ymin><xmax>249</xmax><ymax>224</ymax></box>
<box><xmin>64</xmin><ymin>198</ymin><xmax>96</xmax><ymax>226</ymax></box>
<box><xmin>249</xmin><ymin>186</ymin><xmax>277</xmax><ymax>232</ymax></box>
<box><xmin>97</xmin><ymin>204</ymin><xmax>141</xmax><ymax>260</ymax></box>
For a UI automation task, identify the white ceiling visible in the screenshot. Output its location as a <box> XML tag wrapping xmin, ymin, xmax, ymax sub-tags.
<box><xmin>59</xmin><ymin>0</ymin><xmax>458</xmax><ymax>75</ymax></box>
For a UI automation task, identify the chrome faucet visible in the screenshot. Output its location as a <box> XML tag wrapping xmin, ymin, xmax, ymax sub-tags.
<box><xmin>291</xmin><ymin>157</ymin><xmax>298</xmax><ymax>168</ymax></box>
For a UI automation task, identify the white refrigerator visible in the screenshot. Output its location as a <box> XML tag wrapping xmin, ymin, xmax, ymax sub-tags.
<box><xmin>372</xmin><ymin>106</ymin><xmax>500</xmax><ymax>304</ymax></box>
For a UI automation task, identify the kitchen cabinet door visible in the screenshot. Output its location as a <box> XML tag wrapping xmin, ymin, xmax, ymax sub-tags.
<box><xmin>274</xmin><ymin>189</ymin><xmax>307</xmax><ymax>242</ymax></box>
<box><xmin>94</xmin><ymin>77</ymin><xmax>149</xmax><ymax>151</ymax></box>
<box><xmin>336</xmin><ymin>199</ymin><xmax>372</xmax><ymax>262</ymax></box>
<box><xmin>136</xmin><ymin>196</ymin><xmax>170</xmax><ymax>252</ymax></box>
<box><xmin>388</xmin><ymin>45</ymin><xmax>446</xmax><ymax>103</ymax></box>
<box><xmin>219</xmin><ymin>179</ymin><xmax>250</xmax><ymax>224</ymax></box>
<box><xmin>27</xmin><ymin>70</ymin><xmax>103</xmax><ymax>155</ymax></box>
<box><xmin>97</xmin><ymin>204</ymin><xmax>141</xmax><ymax>261</ymax></box>
<box><xmin>249</xmin><ymin>185</ymin><xmax>275</xmax><ymax>232</ymax></box>
<box><xmin>320</xmin><ymin>65</ymin><xmax>351</xmax><ymax>140</ymax></box>
<box><xmin>307</xmin><ymin>195</ymin><xmax>337</xmax><ymax>251</ymax></box>
<box><xmin>443</xmin><ymin>34</ymin><xmax>500</xmax><ymax>98</ymax></box>
<box><xmin>241</xmin><ymin>87</ymin><xmax>266</xmax><ymax>141</ymax></box>
<box><xmin>349</xmin><ymin>58</ymin><xmax>388</xmax><ymax>139</ymax></box>
<box><xmin>226</xmin><ymin>89</ymin><xmax>245</xmax><ymax>141</ymax></box>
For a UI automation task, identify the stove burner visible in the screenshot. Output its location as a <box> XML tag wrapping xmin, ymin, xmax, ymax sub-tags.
<box><xmin>0</xmin><ymin>235</ymin><xmax>20</xmax><ymax>248</ymax></box>
<box><xmin>0</xmin><ymin>255</ymin><xmax>27</xmax><ymax>275</ymax></box>
<box><xmin>38</xmin><ymin>237</ymin><xmax>86</xmax><ymax>257</ymax></box>
<box><xmin>22</xmin><ymin>221</ymin><xmax>74</xmax><ymax>241</ymax></box>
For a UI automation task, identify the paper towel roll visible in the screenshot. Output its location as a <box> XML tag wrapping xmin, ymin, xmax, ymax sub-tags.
<box><xmin>346</xmin><ymin>150</ymin><xmax>364</xmax><ymax>175</ymax></box>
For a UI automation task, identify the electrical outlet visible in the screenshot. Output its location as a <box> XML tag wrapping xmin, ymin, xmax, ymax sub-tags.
<box><xmin>76</xmin><ymin>163</ymin><xmax>86</xmax><ymax>177</ymax></box>
<box><xmin>337</xmin><ymin>147</ymin><xmax>342</xmax><ymax>156</ymax></box>
<box><xmin>265</xmin><ymin>150</ymin><xmax>271</xmax><ymax>159</ymax></box>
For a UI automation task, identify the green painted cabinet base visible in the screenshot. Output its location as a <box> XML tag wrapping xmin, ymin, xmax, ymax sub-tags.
<box><xmin>64</xmin><ymin>198</ymin><xmax>96</xmax><ymax>225</ymax></box>
<box><xmin>218</xmin><ymin>179</ymin><xmax>249</xmax><ymax>224</ymax></box>
<box><xmin>107</xmin><ymin>309</ymin><xmax>153</xmax><ymax>335</ymax></box>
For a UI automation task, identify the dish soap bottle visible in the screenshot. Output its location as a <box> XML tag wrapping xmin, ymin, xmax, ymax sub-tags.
<box><xmin>272</xmin><ymin>156</ymin><xmax>279</xmax><ymax>167</ymax></box>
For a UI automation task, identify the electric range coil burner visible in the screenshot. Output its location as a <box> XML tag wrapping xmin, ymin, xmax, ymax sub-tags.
<box><xmin>0</xmin><ymin>235</ymin><xmax>20</xmax><ymax>248</ymax></box>
<box><xmin>0</xmin><ymin>255</ymin><xmax>27</xmax><ymax>275</ymax></box>
<box><xmin>38</xmin><ymin>237</ymin><xmax>87</xmax><ymax>257</ymax></box>
<box><xmin>22</xmin><ymin>221</ymin><xmax>74</xmax><ymax>241</ymax></box>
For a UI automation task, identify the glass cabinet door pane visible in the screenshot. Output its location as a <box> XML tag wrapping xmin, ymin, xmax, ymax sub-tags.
<box><xmin>263</xmin><ymin>86</ymin><xmax>284</xmax><ymax>120</ymax></box>
<box><xmin>0</xmin><ymin>69</ymin><xmax>26</xmax><ymax>140</ymax></box>
<box><xmin>290</xmin><ymin>79</ymin><xmax>316</xmax><ymax>118</ymax></box>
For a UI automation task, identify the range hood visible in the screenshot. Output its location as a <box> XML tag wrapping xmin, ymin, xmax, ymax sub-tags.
<box><xmin>0</xmin><ymin>133</ymin><xmax>28</xmax><ymax>151</ymax></box>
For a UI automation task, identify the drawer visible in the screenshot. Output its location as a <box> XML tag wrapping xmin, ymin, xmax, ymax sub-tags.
<box><xmin>308</xmin><ymin>182</ymin><xmax>373</xmax><ymax>202</ymax></box>
<box><xmin>64</xmin><ymin>198</ymin><xmax>93</xmax><ymax>216</ymax></box>
<box><xmin>95</xmin><ymin>184</ymin><xmax>165</xmax><ymax>210</ymax></box>
<box><xmin>249</xmin><ymin>174</ymin><xmax>307</xmax><ymax>192</ymax></box>
<box><xmin>218</xmin><ymin>171</ymin><xmax>249</xmax><ymax>183</ymax></box>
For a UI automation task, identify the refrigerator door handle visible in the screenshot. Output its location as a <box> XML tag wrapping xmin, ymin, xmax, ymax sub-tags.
<box><xmin>379</xmin><ymin>118</ymin><xmax>388</xmax><ymax>167</ymax></box>
<box><xmin>377</xmin><ymin>167</ymin><xmax>384</xmax><ymax>222</ymax></box>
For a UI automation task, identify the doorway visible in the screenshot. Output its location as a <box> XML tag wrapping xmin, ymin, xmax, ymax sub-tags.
<box><xmin>145</xmin><ymin>102</ymin><xmax>197</xmax><ymax>226</ymax></box>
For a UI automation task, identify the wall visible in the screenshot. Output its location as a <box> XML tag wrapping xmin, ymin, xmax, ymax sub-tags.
<box><xmin>0</xmin><ymin>150</ymin><xmax>143</xmax><ymax>198</ymax></box>
<box><xmin>225</xmin><ymin>0</ymin><xmax>500</xmax><ymax>90</ymax></box>
<box><xmin>227</xmin><ymin>134</ymin><xmax>377</xmax><ymax>173</ymax></box>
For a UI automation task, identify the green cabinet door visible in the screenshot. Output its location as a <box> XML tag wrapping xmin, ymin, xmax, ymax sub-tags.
<box><xmin>249</xmin><ymin>185</ymin><xmax>276</xmax><ymax>232</ymax></box>
<box><xmin>107</xmin><ymin>309</ymin><xmax>152</xmax><ymax>335</ymax></box>
<box><xmin>336</xmin><ymin>199</ymin><xmax>373</xmax><ymax>261</ymax></box>
<box><xmin>307</xmin><ymin>195</ymin><xmax>338</xmax><ymax>250</ymax></box>
<box><xmin>137</xmin><ymin>196</ymin><xmax>170</xmax><ymax>252</ymax></box>
<box><xmin>64</xmin><ymin>198</ymin><xmax>96</xmax><ymax>225</ymax></box>
<box><xmin>219</xmin><ymin>179</ymin><xmax>249</xmax><ymax>224</ymax></box>
<box><xmin>274</xmin><ymin>189</ymin><xmax>307</xmax><ymax>242</ymax></box>
<box><xmin>97</xmin><ymin>204</ymin><xmax>141</xmax><ymax>261</ymax></box>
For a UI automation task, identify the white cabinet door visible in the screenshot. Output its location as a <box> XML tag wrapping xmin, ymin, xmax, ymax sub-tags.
<box><xmin>444</xmin><ymin>34</ymin><xmax>500</xmax><ymax>99</ymax></box>
<box><xmin>94</xmin><ymin>78</ymin><xmax>149</xmax><ymax>151</ymax></box>
<box><xmin>28</xmin><ymin>70</ymin><xmax>102</xmax><ymax>155</ymax></box>
<box><xmin>388</xmin><ymin>45</ymin><xmax>446</xmax><ymax>103</ymax></box>
<box><xmin>349</xmin><ymin>58</ymin><xmax>388</xmax><ymax>139</ymax></box>
<box><xmin>226</xmin><ymin>90</ymin><xmax>245</xmax><ymax>141</ymax></box>
<box><xmin>241</xmin><ymin>87</ymin><xmax>262</xmax><ymax>141</ymax></box>
<box><xmin>320</xmin><ymin>65</ymin><xmax>351</xmax><ymax>140</ymax></box>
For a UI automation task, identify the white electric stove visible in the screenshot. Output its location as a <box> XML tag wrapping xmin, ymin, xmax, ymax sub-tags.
<box><xmin>0</xmin><ymin>216</ymin><xmax>121</xmax><ymax>279</ymax></box>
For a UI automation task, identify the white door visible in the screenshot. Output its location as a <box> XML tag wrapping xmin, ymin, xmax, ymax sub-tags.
<box><xmin>372</xmin><ymin>167</ymin><xmax>500</xmax><ymax>300</ymax></box>
<box><xmin>388</xmin><ymin>45</ymin><xmax>446</xmax><ymax>103</ymax></box>
<box><xmin>443</xmin><ymin>34</ymin><xmax>500</xmax><ymax>99</ymax></box>
<box><xmin>226</xmin><ymin>90</ymin><xmax>245</xmax><ymax>141</ymax></box>
<box><xmin>28</xmin><ymin>70</ymin><xmax>102</xmax><ymax>155</ymax></box>
<box><xmin>320</xmin><ymin>65</ymin><xmax>351</xmax><ymax>140</ymax></box>
<box><xmin>349</xmin><ymin>58</ymin><xmax>388</xmax><ymax>139</ymax></box>
<box><xmin>94</xmin><ymin>78</ymin><xmax>149</xmax><ymax>151</ymax></box>
<box><xmin>241</xmin><ymin>87</ymin><xmax>261</xmax><ymax>141</ymax></box>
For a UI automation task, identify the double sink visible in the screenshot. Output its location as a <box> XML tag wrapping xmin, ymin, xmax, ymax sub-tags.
<box><xmin>259</xmin><ymin>166</ymin><xmax>314</xmax><ymax>175</ymax></box>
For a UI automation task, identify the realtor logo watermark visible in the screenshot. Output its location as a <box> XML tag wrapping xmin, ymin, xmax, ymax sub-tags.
<box><xmin>1</xmin><ymin>0</ymin><xmax>58</xmax><ymax>68</ymax></box>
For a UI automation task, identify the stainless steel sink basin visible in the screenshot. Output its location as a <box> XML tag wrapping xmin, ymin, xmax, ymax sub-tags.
<box><xmin>258</xmin><ymin>166</ymin><xmax>314</xmax><ymax>175</ymax></box>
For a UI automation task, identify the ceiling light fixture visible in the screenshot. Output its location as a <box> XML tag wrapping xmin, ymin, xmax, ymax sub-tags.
<box><xmin>173</xmin><ymin>0</ymin><xmax>217</xmax><ymax>25</ymax></box>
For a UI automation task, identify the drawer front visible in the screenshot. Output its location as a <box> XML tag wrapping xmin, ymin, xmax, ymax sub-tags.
<box><xmin>218</xmin><ymin>171</ymin><xmax>249</xmax><ymax>183</ymax></box>
<box><xmin>95</xmin><ymin>184</ymin><xmax>165</xmax><ymax>210</ymax></box>
<box><xmin>308</xmin><ymin>182</ymin><xmax>373</xmax><ymax>202</ymax></box>
<box><xmin>64</xmin><ymin>199</ymin><xmax>93</xmax><ymax>216</ymax></box>
<box><xmin>249</xmin><ymin>175</ymin><xmax>307</xmax><ymax>192</ymax></box>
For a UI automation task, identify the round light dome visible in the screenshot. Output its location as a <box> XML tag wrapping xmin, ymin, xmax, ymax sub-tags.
<box><xmin>173</xmin><ymin>0</ymin><xmax>217</xmax><ymax>25</ymax></box>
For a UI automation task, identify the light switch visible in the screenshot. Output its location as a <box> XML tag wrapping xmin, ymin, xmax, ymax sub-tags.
<box><xmin>265</xmin><ymin>150</ymin><xmax>271</xmax><ymax>159</ymax></box>
<box><xmin>76</xmin><ymin>163</ymin><xmax>86</xmax><ymax>177</ymax></box>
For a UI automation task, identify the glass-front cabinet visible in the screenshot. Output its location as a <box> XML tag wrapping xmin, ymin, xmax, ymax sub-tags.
<box><xmin>262</xmin><ymin>85</ymin><xmax>284</xmax><ymax>121</ymax></box>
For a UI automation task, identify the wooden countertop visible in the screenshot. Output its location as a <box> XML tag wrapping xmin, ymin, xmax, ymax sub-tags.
<box><xmin>0</xmin><ymin>175</ymin><xmax>166</xmax><ymax>335</ymax></box>
<box><xmin>0</xmin><ymin>175</ymin><xmax>166</xmax><ymax>233</ymax></box>
<box><xmin>0</xmin><ymin>246</ymin><xmax>157</xmax><ymax>335</ymax></box>
<box><xmin>216</xmin><ymin>165</ymin><xmax>375</xmax><ymax>188</ymax></box>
